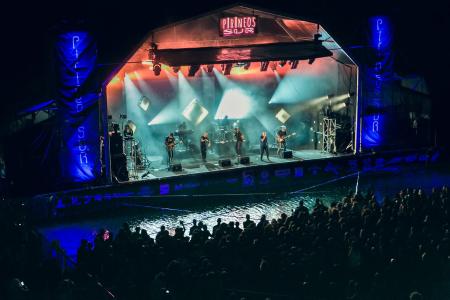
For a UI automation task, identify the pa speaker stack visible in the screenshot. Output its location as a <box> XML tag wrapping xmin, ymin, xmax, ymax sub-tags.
<box><xmin>282</xmin><ymin>151</ymin><xmax>293</xmax><ymax>159</ymax></box>
<box><xmin>239</xmin><ymin>156</ymin><xmax>250</xmax><ymax>164</ymax></box>
<box><xmin>168</xmin><ymin>163</ymin><xmax>182</xmax><ymax>171</ymax></box>
<box><xmin>219</xmin><ymin>159</ymin><xmax>232</xmax><ymax>167</ymax></box>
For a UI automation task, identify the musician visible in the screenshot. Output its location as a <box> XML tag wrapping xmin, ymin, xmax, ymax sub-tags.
<box><xmin>260</xmin><ymin>131</ymin><xmax>270</xmax><ymax>161</ymax></box>
<box><xmin>221</xmin><ymin>115</ymin><xmax>230</xmax><ymax>129</ymax></box>
<box><xmin>276</xmin><ymin>125</ymin><xmax>287</xmax><ymax>155</ymax></box>
<box><xmin>165</xmin><ymin>133</ymin><xmax>176</xmax><ymax>165</ymax></box>
<box><xmin>234</xmin><ymin>127</ymin><xmax>244</xmax><ymax>157</ymax></box>
<box><xmin>123</xmin><ymin>123</ymin><xmax>133</xmax><ymax>138</ymax></box>
<box><xmin>200</xmin><ymin>132</ymin><xmax>210</xmax><ymax>162</ymax></box>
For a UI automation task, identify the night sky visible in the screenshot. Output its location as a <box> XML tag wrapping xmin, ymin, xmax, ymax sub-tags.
<box><xmin>2</xmin><ymin>0</ymin><xmax>448</xmax><ymax>144</ymax></box>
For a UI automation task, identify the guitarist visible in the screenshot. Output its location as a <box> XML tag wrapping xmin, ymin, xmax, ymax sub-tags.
<box><xmin>276</xmin><ymin>125</ymin><xmax>288</xmax><ymax>155</ymax></box>
<box><xmin>165</xmin><ymin>132</ymin><xmax>176</xmax><ymax>165</ymax></box>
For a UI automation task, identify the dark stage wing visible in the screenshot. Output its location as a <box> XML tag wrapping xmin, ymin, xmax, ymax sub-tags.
<box><xmin>157</xmin><ymin>41</ymin><xmax>332</xmax><ymax>66</ymax></box>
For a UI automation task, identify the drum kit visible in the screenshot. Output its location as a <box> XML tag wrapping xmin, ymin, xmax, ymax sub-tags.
<box><xmin>214</xmin><ymin>125</ymin><xmax>234</xmax><ymax>143</ymax></box>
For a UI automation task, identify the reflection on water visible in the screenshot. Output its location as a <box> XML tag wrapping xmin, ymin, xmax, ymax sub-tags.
<box><xmin>39</xmin><ymin>165</ymin><xmax>450</xmax><ymax>260</ymax></box>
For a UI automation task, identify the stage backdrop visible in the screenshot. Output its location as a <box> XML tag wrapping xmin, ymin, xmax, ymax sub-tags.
<box><xmin>56</xmin><ymin>31</ymin><xmax>101</xmax><ymax>183</ymax></box>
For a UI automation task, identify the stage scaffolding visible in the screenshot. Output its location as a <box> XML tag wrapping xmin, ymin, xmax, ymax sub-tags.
<box><xmin>322</xmin><ymin>117</ymin><xmax>337</xmax><ymax>153</ymax></box>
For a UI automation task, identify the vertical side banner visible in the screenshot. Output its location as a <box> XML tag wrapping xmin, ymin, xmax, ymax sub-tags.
<box><xmin>56</xmin><ymin>31</ymin><xmax>100</xmax><ymax>183</ymax></box>
<box><xmin>362</xmin><ymin>17</ymin><xmax>393</xmax><ymax>149</ymax></box>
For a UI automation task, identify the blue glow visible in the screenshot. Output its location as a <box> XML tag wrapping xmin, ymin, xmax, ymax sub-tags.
<box><xmin>160</xmin><ymin>184</ymin><xmax>170</xmax><ymax>195</ymax></box>
<box><xmin>362</xmin><ymin>16</ymin><xmax>393</xmax><ymax>149</ymax></box>
<box><xmin>294</xmin><ymin>167</ymin><xmax>304</xmax><ymax>177</ymax></box>
<box><xmin>275</xmin><ymin>169</ymin><xmax>291</xmax><ymax>177</ymax></box>
<box><xmin>57</xmin><ymin>31</ymin><xmax>100</xmax><ymax>183</ymax></box>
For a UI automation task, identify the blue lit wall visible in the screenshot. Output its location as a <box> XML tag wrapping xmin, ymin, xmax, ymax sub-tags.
<box><xmin>362</xmin><ymin>17</ymin><xmax>393</xmax><ymax>149</ymax></box>
<box><xmin>56</xmin><ymin>32</ymin><xmax>100</xmax><ymax>183</ymax></box>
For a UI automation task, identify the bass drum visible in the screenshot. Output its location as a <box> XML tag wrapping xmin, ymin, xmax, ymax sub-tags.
<box><xmin>224</xmin><ymin>131</ymin><xmax>234</xmax><ymax>142</ymax></box>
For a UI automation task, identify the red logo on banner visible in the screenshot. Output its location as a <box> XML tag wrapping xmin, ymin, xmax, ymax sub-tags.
<box><xmin>220</xmin><ymin>16</ymin><xmax>257</xmax><ymax>37</ymax></box>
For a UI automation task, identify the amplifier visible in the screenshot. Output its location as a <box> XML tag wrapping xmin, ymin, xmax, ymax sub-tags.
<box><xmin>168</xmin><ymin>163</ymin><xmax>182</xmax><ymax>171</ymax></box>
<box><xmin>219</xmin><ymin>159</ymin><xmax>232</xmax><ymax>167</ymax></box>
<box><xmin>239</xmin><ymin>156</ymin><xmax>250</xmax><ymax>164</ymax></box>
<box><xmin>282</xmin><ymin>151</ymin><xmax>293</xmax><ymax>158</ymax></box>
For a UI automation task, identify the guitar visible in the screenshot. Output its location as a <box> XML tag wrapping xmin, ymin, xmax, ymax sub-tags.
<box><xmin>165</xmin><ymin>138</ymin><xmax>178</xmax><ymax>150</ymax></box>
<box><xmin>277</xmin><ymin>132</ymin><xmax>296</xmax><ymax>143</ymax></box>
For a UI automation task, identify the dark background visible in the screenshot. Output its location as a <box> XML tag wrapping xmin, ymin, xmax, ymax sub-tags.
<box><xmin>1</xmin><ymin>0</ymin><xmax>448</xmax><ymax>146</ymax></box>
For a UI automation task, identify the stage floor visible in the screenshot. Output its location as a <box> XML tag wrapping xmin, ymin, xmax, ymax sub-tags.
<box><xmin>126</xmin><ymin>149</ymin><xmax>342</xmax><ymax>182</ymax></box>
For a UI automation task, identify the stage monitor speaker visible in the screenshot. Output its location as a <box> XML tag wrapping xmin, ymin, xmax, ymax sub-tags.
<box><xmin>168</xmin><ymin>163</ymin><xmax>182</xmax><ymax>172</ymax></box>
<box><xmin>219</xmin><ymin>159</ymin><xmax>232</xmax><ymax>167</ymax></box>
<box><xmin>239</xmin><ymin>156</ymin><xmax>250</xmax><ymax>164</ymax></box>
<box><xmin>282</xmin><ymin>151</ymin><xmax>293</xmax><ymax>159</ymax></box>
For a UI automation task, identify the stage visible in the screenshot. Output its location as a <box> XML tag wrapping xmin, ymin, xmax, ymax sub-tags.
<box><xmin>127</xmin><ymin>148</ymin><xmax>339</xmax><ymax>181</ymax></box>
<box><xmin>27</xmin><ymin>147</ymin><xmax>440</xmax><ymax>223</ymax></box>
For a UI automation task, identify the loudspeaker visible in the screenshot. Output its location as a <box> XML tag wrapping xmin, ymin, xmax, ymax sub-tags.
<box><xmin>282</xmin><ymin>151</ymin><xmax>293</xmax><ymax>158</ymax></box>
<box><xmin>168</xmin><ymin>163</ymin><xmax>182</xmax><ymax>171</ymax></box>
<box><xmin>219</xmin><ymin>159</ymin><xmax>232</xmax><ymax>167</ymax></box>
<box><xmin>239</xmin><ymin>156</ymin><xmax>250</xmax><ymax>164</ymax></box>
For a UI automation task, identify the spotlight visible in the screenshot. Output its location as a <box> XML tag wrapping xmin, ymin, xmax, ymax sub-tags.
<box><xmin>290</xmin><ymin>60</ymin><xmax>299</xmax><ymax>69</ymax></box>
<box><xmin>308</xmin><ymin>58</ymin><xmax>315</xmax><ymax>64</ymax></box>
<box><xmin>139</xmin><ymin>96</ymin><xmax>150</xmax><ymax>111</ymax></box>
<box><xmin>172</xmin><ymin>66</ymin><xmax>180</xmax><ymax>73</ymax></box>
<box><xmin>206</xmin><ymin>64</ymin><xmax>214</xmax><ymax>73</ymax></box>
<box><xmin>279</xmin><ymin>60</ymin><xmax>287</xmax><ymax>67</ymax></box>
<box><xmin>188</xmin><ymin>65</ymin><xmax>200</xmax><ymax>77</ymax></box>
<box><xmin>270</xmin><ymin>62</ymin><xmax>277</xmax><ymax>71</ymax></box>
<box><xmin>153</xmin><ymin>63</ymin><xmax>161</xmax><ymax>76</ymax></box>
<box><xmin>243</xmin><ymin>62</ymin><xmax>251</xmax><ymax>70</ymax></box>
<box><xmin>223</xmin><ymin>63</ymin><xmax>232</xmax><ymax>75</ymax></box>
<box><xmin>260</xmin><ymin>61</ymin><xmax>269</xmax><ymax>71</ymax></box>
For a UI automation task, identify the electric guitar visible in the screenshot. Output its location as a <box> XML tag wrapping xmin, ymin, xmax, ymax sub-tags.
<box><xmin>277</xmin><ymin>132</ymin><xmax>296</xmax><ymax>143</ymax></box>
<box><xmin>165</xmin><ymin>138</ymin><xmax>178</xmax><ymax>150</ymax></box>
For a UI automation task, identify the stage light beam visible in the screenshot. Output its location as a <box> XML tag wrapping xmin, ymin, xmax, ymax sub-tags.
<box><xmin>215</xmin><ymin>88</ymin><xmax>253</xmax><ymax>119</ymax></box>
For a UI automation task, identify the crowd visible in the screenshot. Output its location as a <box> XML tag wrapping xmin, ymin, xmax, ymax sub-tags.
<box><xmin>76</xmin><ymin>186</ymin><xmax>450</xmax><ymax>300</ymax></box>
<box><xmin>0</xmin><ymin>197</ymin><xmax>113</xmax><ymax>300</ymax></box>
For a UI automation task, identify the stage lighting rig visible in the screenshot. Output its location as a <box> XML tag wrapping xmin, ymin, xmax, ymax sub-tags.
<box><xmin>260</xmin><ymin>61</ymin><xmax>269</xmax><ymax>71</ymax></box>
<box><xmin>206</xmin><ymin>64</ymin><xmax>214</xmax><ymax>73</ymax></box>
<box><xmin>270</xmin><ymin>62</ymin><xmax>277</xmax><ymax>71</ymax></box>
<box><xmin>308</xmin><ymin>58</ymin><xmax>316</xmax><ymax>65</ymax></box>
<box><xmin>172</xmin><ymin>66</ymin><xmax>180</xmax><ymax>73</ymax></box>
<box><xmin>279</xmin><ymin>60</ymin><xmax>287</xmax><ymax>67</ymax></box>
<box><xmin>243</xmin><ymin>62</ymin><xmax>251</xmax><ymax>70</ymax></box>
<box><xmin>188</xmin><ymin>65</ymin><xmax>200</xmax><ymax>77</ymax></box>
<box><xmin>289</xmin><ymin>60</ymin><xmax>299</xmax><ymax>69</ymax></box>
<box><xmin>223</xmin><ymin>63</ymin><xmax>232</xmax><ymax>75</ymax></box>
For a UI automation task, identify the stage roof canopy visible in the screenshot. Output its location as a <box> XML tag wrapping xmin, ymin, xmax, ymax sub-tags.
<box><xmin>110</xmin><ymin>4</ymin><xmax>357</xmax><ymax>79</ymax></box>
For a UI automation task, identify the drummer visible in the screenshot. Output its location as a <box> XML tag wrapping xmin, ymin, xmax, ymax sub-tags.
<box><xmin>221</xmin><ymin>115</ymin><xmax>230</xmax><ymax>129</ymax></box>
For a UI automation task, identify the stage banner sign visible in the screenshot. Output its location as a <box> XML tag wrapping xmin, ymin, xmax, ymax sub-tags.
<box><xmin>362</xmin><ymin>16</ymin><xmax>394</xmax><ymax>149</ymax></box>
<box><xmin>56</xmin><ymin>31</ymin><xmax>101</xmax><ymax>183</ymax></box>
<box><xmin>219</xmin><ymin>16</ymin><xmax>257</xmax><ymax>37</ymax></box>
